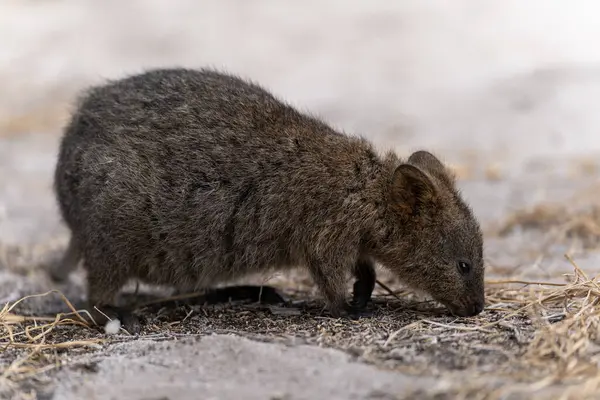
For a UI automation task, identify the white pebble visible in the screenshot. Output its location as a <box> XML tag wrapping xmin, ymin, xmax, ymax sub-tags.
<box><xmin>104</xmin><ymin>319</ymin><xmax>122</xmax><ymax>335</ymax></box>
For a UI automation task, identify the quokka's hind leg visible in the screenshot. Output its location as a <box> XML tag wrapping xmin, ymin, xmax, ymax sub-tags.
<box><xmin>85</xmin><ymin>260</ymin><xmax>141</xmax><ymax>334</ymax></box>
<box><xmin>48</xmin><ymin>236</ymin><xmax>82</xmax><ymax>282</ymax></box>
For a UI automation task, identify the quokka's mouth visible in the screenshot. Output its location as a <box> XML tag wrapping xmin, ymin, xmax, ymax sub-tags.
<box><xmin>443</xmin><ymin>300</ymin><xmax>484</xmax><ymax>317</ymax></box>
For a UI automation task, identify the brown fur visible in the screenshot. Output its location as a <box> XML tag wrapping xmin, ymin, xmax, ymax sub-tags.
<box><xmin>51</xmin><ymin>68</ymin><xmax>485</xmax><ymax>326</ymax></box>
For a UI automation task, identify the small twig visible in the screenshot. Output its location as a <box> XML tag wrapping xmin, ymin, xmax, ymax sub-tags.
<box><xmin>421</xmin><ymin>319</ymin><xmax>495</xmax><ymax>333</ymax></box>
<box><xmin>383</xmin><ymin>321</ymin><xmax>421</xmax><ymax>347</ymax></box>
<box><xmin>565</xmin><ymin>253</ymin><xmax>600</xmax><ymax>291</ymax></box>
<box><xmin>2</xmin><ymin>290</ymin><xmax>89</xmax><ymax>326</ymax></box>
<box><xmin>0</xmin><ymin>340</ymin><xmax>103</xmax><ymax>350</ymax></box>
<box><xmin>182</xmin><ymin>308</ymin><xmax>194</xmax><ymax>323</ymax></box>
<box><xmin>375</xmin><ymin>280</ymin><xmax>402</xmax><ymax>301</ymax></box>
<box><xmin>486</xmin><ymin>279</ymin><xmax>566</xmax><ymax>287</ymax></box>
<box><xmin>92</xmin><ymin>306</ymin><xmax>112</xmax><ymax>324</ymax></box>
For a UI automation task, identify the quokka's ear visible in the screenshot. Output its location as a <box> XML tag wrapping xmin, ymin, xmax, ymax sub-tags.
<box><xmin>389</xmin><ymin>163</ymin><xmax>439</xmax><ymax>216</ymax></box>
<box><xmin>407</xmin><ymin>150</ymin><xmax>455</xmax><ymax>188</ymax></box>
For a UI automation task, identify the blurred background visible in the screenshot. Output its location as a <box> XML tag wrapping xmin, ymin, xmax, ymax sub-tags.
<box><xmin>1</xmin><ymin>0</ymin><xmax>600</xmax><ymax>249</ymax></box>
<box><xmin>3</xmin><ymin>3</ymin><xmax>600</xmax><ymax>396</ymax></box>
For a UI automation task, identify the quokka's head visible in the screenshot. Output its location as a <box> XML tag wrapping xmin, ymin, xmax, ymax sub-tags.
<box><xmin>373</xmin><ymin>150</ymin><xmax>485</xmax><ymax>317</ymax></box>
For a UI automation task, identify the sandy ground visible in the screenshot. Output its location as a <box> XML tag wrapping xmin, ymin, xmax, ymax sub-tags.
<box><xmin>2</xmin><ymin>1</ymin><xmax>600</xmax><ymax>399</ymax></box>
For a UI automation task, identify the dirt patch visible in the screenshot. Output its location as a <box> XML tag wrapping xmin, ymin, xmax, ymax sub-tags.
<box><xmin>1</xmin><ymin>258</ymin><xmax>600</xmax><ymax>399</ymax></box>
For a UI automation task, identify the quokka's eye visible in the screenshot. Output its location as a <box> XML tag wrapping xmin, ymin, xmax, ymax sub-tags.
<box><xmin>457</xmin><ymin>261</ymin><xmax>471</xmax><ymax>275</ymax></box>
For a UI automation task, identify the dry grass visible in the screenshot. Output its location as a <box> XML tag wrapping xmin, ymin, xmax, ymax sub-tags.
<box><xmin>0</xmin><ymin>104</ymin><xmax>69</xmax><ymax>137</ymax></box>
<box><xmin>0</xmin><ymin>290</ymin><xmax>102</xmax><ymax>387</ymax></box>
<box><xmin>1</xmin><ymin>256</ymin><xmax>600</xmax><ymax>399</ymax></box>
<box><xmin>493</xmin><ymin>255</ymin><xmax>600</xmax><ymax>396</ymax></box>
<box><xmin>498</xmin><ymin>203</ymin><xmax>600</xmax><ymax>250</ymax></box>
<box><xmin>500</xmin><ymin>204</ymin><xmax>600</xmax><ymax>244</ymax></box>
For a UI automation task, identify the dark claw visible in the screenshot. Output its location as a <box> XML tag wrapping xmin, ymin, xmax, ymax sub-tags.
<box><xmin>328</xmin><ymin>302</ymin><xmax>374</xmax><ymax>319</ymax></box>
<box><xmin>345</xmin><ymin>303</ymin><xmax>374</xmax><ymax>320</ymax></box>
